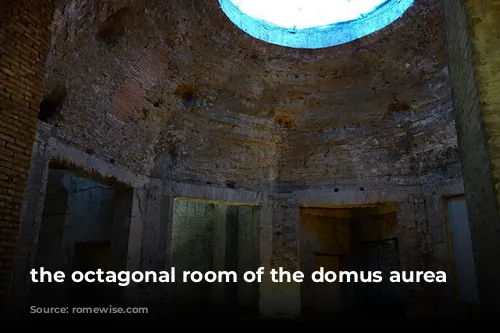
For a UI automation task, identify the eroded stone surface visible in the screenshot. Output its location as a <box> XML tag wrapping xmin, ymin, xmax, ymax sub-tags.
<box><xmin>43</xmin><ymin>0</ymin><xmax>458</xmax><ymax>191</ymax></box>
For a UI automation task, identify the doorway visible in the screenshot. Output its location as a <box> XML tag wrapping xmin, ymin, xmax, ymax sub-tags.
<box><xmin>444</xmin><ymin>196</ymin><xmax>479</xmax><ymax>305</ymax></box>
<box><xmin>70</xmin><ymin>242</ymin><xmax>110</xmax><ymax>306</ymax></box>
<box><xmin>300</xmin><ymin>203</ymin><xmax>403</xmax><ymax>315</ymax></box>
<box><xmin>170</xmin><ymin>198</ymin><xmax>260</xmax><ymax>315</ymax></box>
<box><xmin>29</xmin><ymin>163</ymin><xmax>133</xmax><ymax>307</ymax></box>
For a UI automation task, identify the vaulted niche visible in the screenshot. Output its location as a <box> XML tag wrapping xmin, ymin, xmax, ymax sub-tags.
<box><xmin>219</xmin><ymin>0</ymin><xmax>414</xmax><ymax>49</ymax></box>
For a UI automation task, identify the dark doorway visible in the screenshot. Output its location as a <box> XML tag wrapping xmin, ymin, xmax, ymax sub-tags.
<box><xmin>353</xmin><ymin>238</ymin><xmax>402</xmax><ymax>313</ymax></box>
<box><xmin>300</xmin><ymin>203</ymin><xmax>403</xmax><ymax>316</ymax></box>
<box><xmin>170</xmin><ymin>199</ymin><xmax>260</xmax><ymax>315</ymax></box>
<box><xmin>30</xmin><ymin>165</ymin><xmax>133</xmax><ymax>308</ymax></box>
<box><xmin>70</xmin><ymin>242</ymin><xmax>110</xmax><ymax>307</ymax></box>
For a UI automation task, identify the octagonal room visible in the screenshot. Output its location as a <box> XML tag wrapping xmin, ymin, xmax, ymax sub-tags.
<box><xmin>2</xmin><ymin>0</ymin><xmax>500</xmax><ymax>327</ymax></box>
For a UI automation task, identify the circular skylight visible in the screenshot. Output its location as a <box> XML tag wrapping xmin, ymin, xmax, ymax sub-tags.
<box><xmin>219</xmin><ymin>0</ymin><xmax>414</xmax><ymax>49</ymax></box>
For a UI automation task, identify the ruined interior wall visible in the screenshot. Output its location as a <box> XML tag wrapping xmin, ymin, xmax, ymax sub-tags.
<box><xmin>300</xmin><ymin>209</ymin><xmax>351</xmax><ymax>312</ymax></box>
<box><xmin>211</xmin><ymin>204</ymin><xmax>228</xmax><ymax>307</ymax></box>
<box><xmin>0</xmin><ymin>0</ymin><xmax>54</xmax><ymax>307</ymax></box>
<box><xmin>42</xmin><ymin>1</ymin><xmax>278</xmax><ymax>188</ymax></box>
<box><xmin>171</xmin><ymin>200</ymin><xmax>215</xmax><ymax>309</ymax></box>
<box><xmin>275</xmin><ymin>0</ymin><xmax>459</xmax><ymax>191</ymax></box>
<box><xmin>279</xmin><ymin>73</ymin><xmax>459</xmax><ymax>190</ymax></box>
<box><xmin>30</xmin><ymin>170</ymin><xmax>119</xmax><ymax>306</ymax></box>
<box><xmin>41</xmin><ymin>0</ymin><xmax>458</xmax><ymax>192</ymax></box>
<box><xmin>109</xmin><ymin>189</ymin><xmax>133</xmax><ymax>273</ymax></box>
<box><xmin>56</xmin><ymin>174</ymin><xmax>115</xmax><ymax>274</ymax></box>
<box><xmin>299</xmin><ymin>207</ymin><xmax>401</xmax><ymax>312</ymax></box>
<box><xmin>8</xmin><ymin>121</ymin><xmax>151</xmax><ymax>313</ymax></box>
<box><xmin>266</xmin><ymin>186</ymin><xmax>460</xmax><ymax>318</ymax></box>
<box><xmin>42</xmin><ymin>1</ymin><xmax>165</xmax><ymax>175</ymax></box>
<box><xmin>152</xmin><ymin>113</ymin><xmax>278</xmax><ymax>190</ymax></box>
<box><xmin>13</xmin><ymin>123</ymin><xmax>459</xmax><ymax>317</ymax></box>
<box><xmin>30</xmin><ymin>172</ymin><xmax>67</xmax><ymax>306</ymax></box>
<box><xmin>3</xmin><ymin>0</ymin><xmax>472</xmax><ymax>319</ymax></box>
<box><xmin>171</xmin><ymin>199</ymin><xmax>259</xmax><ymax>311</ymax></box>
<box><xmin>350</xmin><ymin>212</ymin><xmax>402</xmax><ymax>310</ymax></box>
<box><xmin>237</xmin><ymin>206</ymin><xmax>260</xmax><ymax>309</ymax></box>
<box><xmin>443</xmin><ymin>0</ymin><xmax>500</xmax><ymax>312</ymax></box>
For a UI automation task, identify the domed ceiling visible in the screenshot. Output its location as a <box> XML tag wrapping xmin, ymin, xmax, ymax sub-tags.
<box><xmin>43</xmin><ymin>0</ymin><xmax>458</xmax><ymax>191</ymax></box>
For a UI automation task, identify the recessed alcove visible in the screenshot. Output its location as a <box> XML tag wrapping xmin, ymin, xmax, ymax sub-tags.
<box><xmin>29</xmin><ymin>162</ymin><xmax>133</xmax><ymax>308</ymax></box>
<box><xmin>300</xmin><ymin>203</ymin><xmax>404</xmax><ymax>316</ymax></box>
<box><xmin>170</xmin><ymin>198</ymin><xmax>260</xmax><ymax>314</ymax></box>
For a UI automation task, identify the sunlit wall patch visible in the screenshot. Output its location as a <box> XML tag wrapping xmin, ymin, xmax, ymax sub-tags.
<box><xmin>219</xmin><ymin>0</ymin><xmax>414</xmax><ymax>49</ymax></box>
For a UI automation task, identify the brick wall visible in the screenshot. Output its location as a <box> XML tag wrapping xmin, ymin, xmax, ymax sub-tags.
<box><xmin>0</xmin><ymin>0</ymin><xmax>54</xmax><ymax>308</ymax></box>
<box><xmin>443</xmin><ymin>0</ymin><xmax>500</xmax><ymax>313</ymax></box>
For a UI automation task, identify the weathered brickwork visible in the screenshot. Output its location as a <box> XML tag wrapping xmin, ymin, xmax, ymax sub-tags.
<box><xmin>443</xmin><ymin>0</ymin><xmax>500</xmax><ymax>313</ymax></box>
<box><xmin>0</xmin><ymin>0</ymin><xmax>54</xmax><ymax>307</ymax></box>
<box><xmin>40</xmin><ymin>0</ymin><xmax>455</xmax><ymax>192</ymax></box>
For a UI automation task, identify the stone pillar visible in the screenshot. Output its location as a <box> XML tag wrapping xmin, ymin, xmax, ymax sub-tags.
<box><xmin>260</xmin><ymin>198</ymin><xmax>301</xmax><ymax>316</ymax></box>
<box><xmin>258</xmin><ymin>194</ymin><xmax>273</xmax><ymax>315</ymax></box>
<box><xmin>443</xmin><ymin>0</ymin><xmax>500</xmax><ymax>314</ymax></box>
<box><xmin>123</xmin><ymin>188</ymin><xmax>146</xmax><ymax>306</ymax></box>
<box><xmin>0</xmin><ymin>0</ymin><xmax>54</xmax><ymax>309</ymax></box>
<box><xmin>224</xmin><ymin>206</ymin><xmax>239</xmax><ymax>306</ymax></box>
<box><xmin>237</xmin><ymin>206</ymin><xmax>260</xmax><ymax>309</ymax></box>
<box><xmin>397</xmin><ymin>196</ymin><xmax>433</xmax><ymax>318</ymax></box>
<box><xmin>108</xmin><ymin>188</ymin><xmax>134</xmax><ymax>305</ymax></box>
<box><xmin>211</xmin><ymin>204</ymin><xmax>228</xmax><ymax>307</ymax></box>
<box><xmin>421</xmin><ymin>189</ymin><xmax>460</xmax><ymax>317</ymax></box>
<box><xmin>136</xmin><ymin>180</ymin><xmax>164</xmax><ymax>311</ymax></box>
<box><xmin>5</xmin><ymin>124</ymin><xmax>53</xmax><ymax>317</ymax></box>
<box><xmin>160</xmin><ymin>190</ymin><xmax>174</xmax><ymax>313</ymax></box>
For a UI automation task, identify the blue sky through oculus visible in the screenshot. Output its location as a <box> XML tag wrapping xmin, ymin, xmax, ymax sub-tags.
<box><xmin>229</xmin><ymin>0</ymin><xmax>389</xmax><ymax>29</ymax></box>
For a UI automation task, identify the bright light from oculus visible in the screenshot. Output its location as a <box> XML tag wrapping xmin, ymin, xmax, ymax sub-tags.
<box><xmin>219</xmin><ymin>0</ymin><xmax>414</xmax><ymax>49</ymax></box>
<box><xmin>230</xmin><ymin>0</ymin><xmax>389</xmax><ymax>30</ymax></box>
